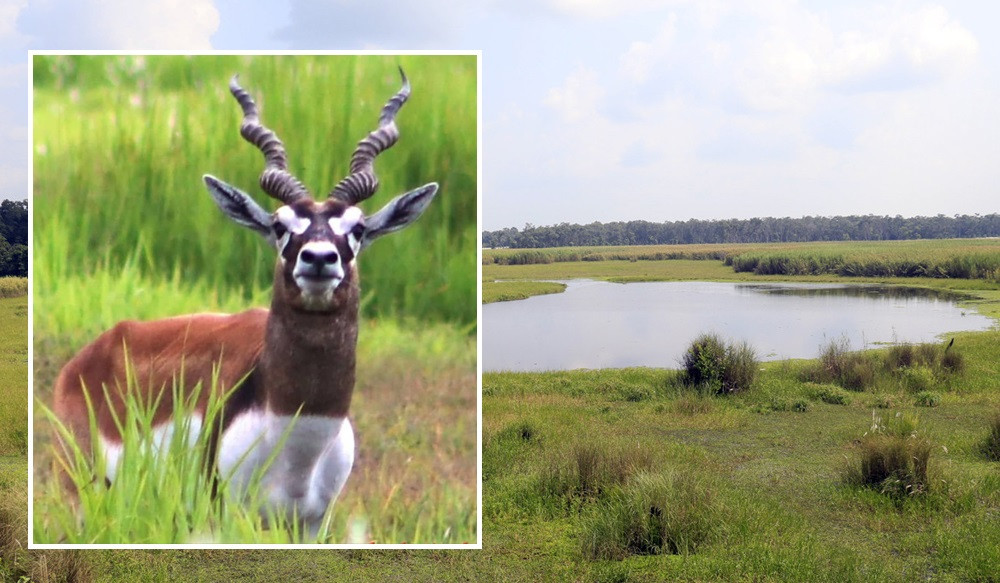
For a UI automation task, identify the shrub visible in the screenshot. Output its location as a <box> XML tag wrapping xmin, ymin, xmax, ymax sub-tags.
<box><xmin>900</xmin><ymin>366</ymin><xmax>937</xmax><ymax>393</ymax></box>
<box><xmin>844</xmin><ymin>412</ymin><xmax>934</xmax><ymax>498</ymax></box>
<box><xmin>680</xmin><ymin>334</ymin><xmax>758</xmax><ymax>394</ymax></box>
<box><xmin>581</xmin><ymin>471</ymin><xmax>719</xmax><ymax>560</ymax></box>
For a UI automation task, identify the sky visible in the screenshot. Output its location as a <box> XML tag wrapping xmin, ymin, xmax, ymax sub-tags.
<box><xmin>3</xmin><ymin>0</ymin><xmax>998</xmax><ymax>231</ymax></box>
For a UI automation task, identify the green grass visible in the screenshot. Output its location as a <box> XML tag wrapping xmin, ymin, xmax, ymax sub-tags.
<box><xmin>32</xmin><ymin>318</ymin><xmax>476</xmax><ymax>546</ymax></box>
<box><xmin>482</xmin><ymin>281</ymin><xmax>566</xmax><ymax>303</ymax></box>
<box><xmin>34</xmin><ymin>54</ymin><xmax>476</xmax><ymax>328</ymax></box>
<box><xmin>0</xmin><ymin>297</ymin><xmax>27</xmax><ymax>456</ymax></box>
<box><xmin>478</xmin><ymin>330</ymin><xmax>1000</xmax><ymax>581</ymax></box>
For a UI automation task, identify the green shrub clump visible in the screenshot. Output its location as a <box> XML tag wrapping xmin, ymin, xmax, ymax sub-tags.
<box><xmin>844</xmin><ymin>412</ymin><xmax>934</xmax><ymax>498</ymax></box>
<box><xmin>680</xmin><ymin>334</ymin><xmax>758</xmax><ymax>394</ymax></box>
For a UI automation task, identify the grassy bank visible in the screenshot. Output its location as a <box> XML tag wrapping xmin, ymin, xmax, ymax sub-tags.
<box><xmin>483</xmin><ymin>240</ymin><xmax>1000</xmax><ymax>308</ymax></box>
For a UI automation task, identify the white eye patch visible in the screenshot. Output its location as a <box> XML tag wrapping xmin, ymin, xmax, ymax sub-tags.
<box><xmin>275</xmin><ymin>206</ymin><xmax>312</xmax><ymax>235</ymax></box>
<box><xmin>329</xmin><ymin>206</ymin><xmax>364</xmax><ymax>256</ymax></box>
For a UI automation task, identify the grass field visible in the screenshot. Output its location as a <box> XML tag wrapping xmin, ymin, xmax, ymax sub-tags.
<box><xmin>29</xmin><ymin>54</ymin><xmax>477</xmax><ymax>549</ymax></box>
<box><xmin>476</xmin><ymin>247</ymin><xmax>1000</xmax><ymax>580</ymax></box>
<box><xmin>484</xmin><ymin>240</ymin><xmax>1000</xmax><ymax>308</ymax></box>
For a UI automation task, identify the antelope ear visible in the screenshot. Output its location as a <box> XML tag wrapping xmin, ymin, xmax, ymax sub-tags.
<box><xmin>204</xmin><ymin>175</ymin><xmax>272</xmax><ymax>237</ymax></box>
<box><xmin>361</xmin><ymin>183</ymin><xmax>438</xmax><ymax>250</ymax></box>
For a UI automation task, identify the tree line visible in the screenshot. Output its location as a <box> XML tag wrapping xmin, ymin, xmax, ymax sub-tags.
<box><xmin>483</xmin><ymin>214</ymin><xmax>1000</xmax><ymax>248</ymax></box>
<box><xmin>0</xmin><ymin>200</ymin><xmax>27</xmax><ymax>277</ymax></box>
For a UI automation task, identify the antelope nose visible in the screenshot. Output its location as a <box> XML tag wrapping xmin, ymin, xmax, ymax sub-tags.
<box><xmin>300</xmin><ymin>247</ymin><xmax>338</xmax><ymax>267</ymax></box>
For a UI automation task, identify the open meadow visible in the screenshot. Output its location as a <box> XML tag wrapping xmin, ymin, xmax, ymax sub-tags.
<box><xmin>477</xmin><ymin>246</ymin><xmax>1000</xmax><ymax>581</ymax></box>
<box><xmin>29</xmin><ymin>54</ymin><xmax>477</xmax><ymax>549</ymax></box>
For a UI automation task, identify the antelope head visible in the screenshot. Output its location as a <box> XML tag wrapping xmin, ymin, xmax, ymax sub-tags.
<box><xmin>204</xmin><ymin>69</ymin><xmax>438</xmax><ymax>311</ymax></box>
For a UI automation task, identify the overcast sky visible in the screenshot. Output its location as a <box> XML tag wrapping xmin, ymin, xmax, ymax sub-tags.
<box><xmin>4</xmin><ymin>0</ymin><xmax>998</xmax><ymax>230</ymax></box>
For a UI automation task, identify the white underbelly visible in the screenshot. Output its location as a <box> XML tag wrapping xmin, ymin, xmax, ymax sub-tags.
<box><xmin>217</xmin><ymin>409</ymin><xmax>355</xmax><ymax>525</ymax></box>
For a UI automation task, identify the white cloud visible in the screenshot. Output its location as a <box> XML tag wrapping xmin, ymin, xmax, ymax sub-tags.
<box><xmin>544</xmin><ymin>65</ymin><xmax>605</xmax><ymax>122</ymax></box>
<box><xmin>825</xmin><ymin>4</ymin><xmax>978</xmax><ymax>92</ymax></box>
<box><xmin>610</xmin><ymin>3</ymin><xmax>979</xmax><ymax>116</ymax></box>
<box><xmin>620</xmin><ymin>14</ymin><xmax>676</xmax><ymax>84</ymax></box>
<box><xmin>18</xmin><ymin>0</ymin><xmax>220</xmax><ymax>49</ymax></box>
<box><xmin>0</xmin><ymin>0</ymin><xmax>27</xmax><ymax>42</ymax></box>
<box><xmin>544</xmin><ymin>0</ymin><xmax>670</xmax><ymax>20</ymax></box>
<box><xmin>274</xmin><ymin>0</ymin><xmax>469</xmax><ymax>49</ymax></box>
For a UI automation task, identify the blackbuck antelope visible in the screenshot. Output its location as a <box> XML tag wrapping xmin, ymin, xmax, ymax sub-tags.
<box><xmin>52</xmin><ymin>69</ymin><xmax>438</xmax><ymax>538</ymax></box>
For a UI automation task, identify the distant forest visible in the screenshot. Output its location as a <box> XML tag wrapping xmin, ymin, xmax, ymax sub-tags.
<box><xmin>0</xmin><ymin>200</ymin><xmax>27</xmax><ymax>277</ymax></box>
<box><xmin>483</xmin><ymin>214</ymin><xmax>1000</xmax><ymax>249</ymax></box>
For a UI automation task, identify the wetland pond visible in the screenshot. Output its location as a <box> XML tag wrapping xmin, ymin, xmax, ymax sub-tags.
<box><xmin>483</xmin><ymin>281</ymin><xmax>994</xmax><ymax>372</ymax></box>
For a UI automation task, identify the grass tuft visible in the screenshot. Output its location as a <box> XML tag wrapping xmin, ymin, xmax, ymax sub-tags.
<box><xmin>844</xmin><ymin>412</ymin><xmax>935</xmax><ymax>499</ymax></box>
<box><xmin>541</xmin><ymin>442</ymin><xmax>656</xmax><ymax>507</ymax></box>
<box><xmin>581</xmin><ymin>471</ymin><xmax>719</xmax><ymax>560</ymax></box>
<box><xmin>982</xmin><ymin>411</ymin><xmax>1000</xmax><ymax>461</ymax></box>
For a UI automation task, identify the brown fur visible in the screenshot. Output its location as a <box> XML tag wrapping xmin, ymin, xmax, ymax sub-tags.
<box><xmin>52</xmin><ymin>309</ymin><xmax>269</xmax><ymax>450</ymax></box>
<box><xmin>51</xmin><ymin>259</ymin><xmax>363</xmax><ymax>485</ymax></box>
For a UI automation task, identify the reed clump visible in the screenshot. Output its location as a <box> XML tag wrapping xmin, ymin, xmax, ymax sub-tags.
<box><xmin>982</xmin><ymin>411</ymin><xmax>1000</xmax><ymax>461</ymax></box>
<box><xmin>844</xmin><ymin>412</ymin><xmax>935</xmax><ymax>499</ymax></box>
<box><xmin>540</xmin><ymin>442</ymin><xmax>656</xmax><ymax>507</ymax></box>
<box><xmin>807</xmin><ymin>339</ymin><xmax>965</xmax><ymax>393</ymax></box>
<box><xmin>581</xmin><ymin>471</ymin><xmax>719</xmax><ymax>560</ymax></box>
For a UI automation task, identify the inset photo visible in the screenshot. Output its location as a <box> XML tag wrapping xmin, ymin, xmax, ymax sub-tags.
<box><xmin>31</xmin><ymin>53</ymin><xmax>479</xmax><ymax>547</ymax></box>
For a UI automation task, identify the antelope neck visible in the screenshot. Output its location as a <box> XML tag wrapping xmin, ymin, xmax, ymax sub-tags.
<box><xmin>258</xmin><ymin>276</ymin><xmax>360</xmax><ymax>417</ymax></box>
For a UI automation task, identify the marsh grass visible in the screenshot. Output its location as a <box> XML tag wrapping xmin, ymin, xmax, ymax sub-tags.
<box><xmin>982</xmin><ymin>411</ymin><xmax>1000</xmax><ymax>461</ymax></box>
<box><xmin>808</xmin><ymin>338</ymin><xmax>965</xmax><ymax>394</ymax></box>
<box><xmin>0</xmin><ymin>278</ymin><xmax>26</xmax><ymax>299</ymax></box>
<box><xmin>484</xmin><ymin>239</ymin><xmax>1000</xmax><ymax>284</ymax></box>
<box><xmin>540</xmin><ymin>442</ymin><xmax>656</xmax><ymax>512</ymax></box>
<box><xmin>844</xmin><ymin>412</ymin><xmax>936</xmax><ymax>499</ymax></box>
<box><xmin>581</xmin><ymin>471</ymin><xmax>719</xmax><ymax>560</ymax></box>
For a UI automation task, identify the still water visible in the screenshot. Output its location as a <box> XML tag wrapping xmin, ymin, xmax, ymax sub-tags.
<box><xmin>482</xmin><ymin>281</ymin><xmax>994</xmax><ymax>372</ymax></box>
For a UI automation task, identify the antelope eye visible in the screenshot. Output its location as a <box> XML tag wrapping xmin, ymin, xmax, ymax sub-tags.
<box><xmin>351</xmin><ymin>223</ymin><xmax>365</xmax><ymax>238</ymax></box>
<box><xmin>273</xmin><ymin>221</ymin><xmax>287</xmax><ymax>238</ymax></box>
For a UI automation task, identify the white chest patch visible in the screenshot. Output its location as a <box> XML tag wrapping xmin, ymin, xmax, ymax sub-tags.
<box><xmin>217</xmin><ymin>409</ymin><xmax>355</xmax><ymax>534</ymax></box>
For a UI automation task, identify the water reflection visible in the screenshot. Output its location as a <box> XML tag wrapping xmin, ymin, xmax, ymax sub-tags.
<box><xmin>483</xmin><ymin>281</ymin><xmax>993</xmax><ymax>372</ymax></box>
<box><xmin>740</xmin><ymin>283</ymin><xmax>975</xmax><ymax>301</ymax></box>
